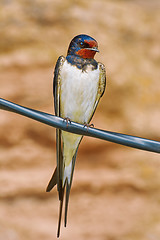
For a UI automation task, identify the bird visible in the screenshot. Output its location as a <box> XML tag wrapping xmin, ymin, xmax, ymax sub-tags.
<box><xmin>46</xmin><ymin>34</ymin><xmax>106</xmax><ymax>237</ymax></box>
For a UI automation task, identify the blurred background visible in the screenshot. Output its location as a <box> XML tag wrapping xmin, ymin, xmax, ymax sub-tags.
<box><xmin>0</xmin><ymin>0</ymin><xmax>160</xmax><ymax>239</ymax></box>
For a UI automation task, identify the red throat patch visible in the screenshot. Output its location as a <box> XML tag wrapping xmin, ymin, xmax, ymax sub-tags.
<box><xmin>76</xmin><ymin>49</ymin><xmax>96</xmax><ymax>59</ymax></box>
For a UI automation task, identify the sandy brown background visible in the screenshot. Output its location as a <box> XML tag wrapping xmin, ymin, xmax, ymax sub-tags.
<box><xmin>0</xmin><ymin>0</ymin><xmax>160</xmax><ymax>239</ymax></box>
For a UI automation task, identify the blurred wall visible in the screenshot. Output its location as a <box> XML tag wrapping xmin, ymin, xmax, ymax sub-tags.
<box><xmin>0</xmin><ymin>0</ymin><xmax>160</xmax><ymax>240</ymax></box>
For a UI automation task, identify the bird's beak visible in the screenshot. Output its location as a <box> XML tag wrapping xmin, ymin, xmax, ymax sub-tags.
<box><xmin>85</xmin><ymin>47</ymin><xmax>99</xmax><ymax>53</ymax></box>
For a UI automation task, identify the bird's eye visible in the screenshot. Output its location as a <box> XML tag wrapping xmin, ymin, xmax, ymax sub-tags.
<box><xmin>79</xmin><ymin>41</ymin><xmax>84</xmax><ymax>47</ymax></box>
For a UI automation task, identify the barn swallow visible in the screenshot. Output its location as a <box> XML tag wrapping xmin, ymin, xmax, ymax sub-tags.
<box><xmin>46</xmin><ymin>34</ymin><xmax>106</xmax><ymax>237</ymax></box>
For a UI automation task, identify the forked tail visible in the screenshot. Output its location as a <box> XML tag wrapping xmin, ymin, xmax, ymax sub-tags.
<box><xmin>46</xmin><ymin>148</ymin><xmax>78</xmax><ymax>237</ymax></box>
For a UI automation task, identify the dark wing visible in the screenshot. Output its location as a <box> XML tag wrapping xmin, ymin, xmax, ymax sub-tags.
<box><xmin>46</xmin><ymin>55</ymin><xmax>66</xmax><ymax>237</ymax></box>
<box><xmin>53</xmin><ymin>56</ymin><xmax>66</xmax><ymax>197</ymax></box>
<box><xmin>88</xmin><ymin>62</ymin><xmax>106</xmax><ymax>123</ymax></box>
<box><xmin>47</xmin><ymin>55</ymin><xmax>65</xmax><ymax>192</ymax></box>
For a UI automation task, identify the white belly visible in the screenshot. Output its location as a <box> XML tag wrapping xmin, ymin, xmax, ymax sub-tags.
<box><xmin>60</xmin><ymin>60</ymin><xmax>100</xmax><ymax>124</ymax></box>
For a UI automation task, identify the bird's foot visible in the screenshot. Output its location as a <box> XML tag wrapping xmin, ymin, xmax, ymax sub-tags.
<box><xmin>83</xmin><ymin>122</ymin><xmax>94</xmax><ymax>130</ymax></box>
<box><xmin>63</xmin><ymin>117</ymin><xmax>71</xmax><ymax>128</ymax></box>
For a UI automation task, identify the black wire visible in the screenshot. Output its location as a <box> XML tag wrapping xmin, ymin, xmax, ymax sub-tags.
<box><xmin>0</xmin><ymin>98</ymin><xmax>160</xmax><ymax>154</ymax></box>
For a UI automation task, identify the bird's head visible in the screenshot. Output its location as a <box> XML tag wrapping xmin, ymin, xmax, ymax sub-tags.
<box><xmin>67</xmin><ymin>34</ymin><xmax>99</xmax><ymax>59</ymax></box>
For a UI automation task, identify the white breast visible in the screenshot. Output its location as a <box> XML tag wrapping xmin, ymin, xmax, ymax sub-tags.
<box><xmin>60</xmin><ymin>60</ymin><xmax>100</xmax><ymax>124</ymax></box>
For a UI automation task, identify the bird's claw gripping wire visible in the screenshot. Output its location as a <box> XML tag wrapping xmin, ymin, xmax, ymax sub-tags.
<box><xmin>83</xmin><ymin>122</ymin><xmax>94</xmax><ymax>131</ymax></box>
<box><xmin>63</xmin><ymin>117</ymin><xmax>71</xmax><ymax>128</ymax></box>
